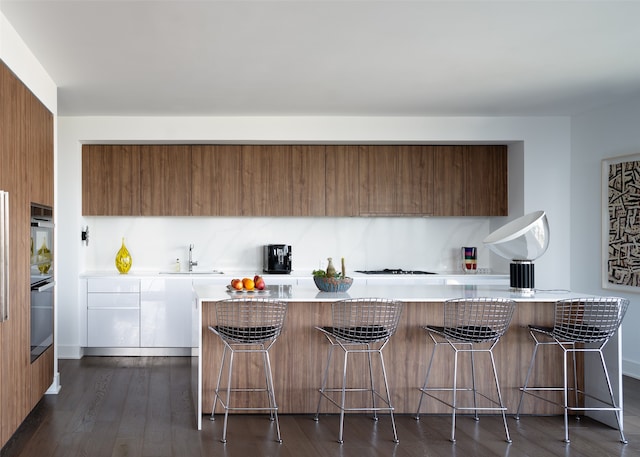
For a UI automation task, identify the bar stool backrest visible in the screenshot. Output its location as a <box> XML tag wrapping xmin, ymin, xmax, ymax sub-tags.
<box><xmin>331</xmin><ymin>298</ymin><xmax>404</xmax><ymax>343</ymax></box>
<box><xmin>442</xmin><ymin>297</ymin><xmax>516</xmax><ymax>342</ymax></box>
<box><xmin>553</xmin><ymin>297</ymin><xmax>629</xmax><ymax>343</ymax></box>
<box><xmin>215</xmin><ymin>298</ymin><xmax>288</xmax><ymax>344</ymax></box>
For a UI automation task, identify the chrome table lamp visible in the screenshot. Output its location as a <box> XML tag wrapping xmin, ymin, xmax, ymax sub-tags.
<box><xmin>483</xmin><ymin>211</ymin><xmax>550</xmax><ymax>296</ymax></box>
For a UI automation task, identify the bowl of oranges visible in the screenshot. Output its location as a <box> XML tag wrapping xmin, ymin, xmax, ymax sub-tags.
<box><xmin>228</xmin><ymin>275</ymin><xmax>267</xmax><ymax>293</ymax></box>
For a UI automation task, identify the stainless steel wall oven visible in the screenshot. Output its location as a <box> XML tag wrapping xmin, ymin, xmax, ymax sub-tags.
<box><xmin>30</xmin><ymin>203</ymin><xmax>54</xmax><ymax>363</ymax></box>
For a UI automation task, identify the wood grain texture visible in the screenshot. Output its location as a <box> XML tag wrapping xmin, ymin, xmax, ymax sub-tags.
<box><xmin>202</xmin><ymin>300</ymin><xmax>571</xmax><ymax>416</ymax></box>
<box><xmin>325</xmin><ymin>145</ymin><xmax>361</xmax><ymax>216</ymax></box>
<box><xmin>191</xmin><ymin>144</ymin><xmax>243</xmax><ymax>216</ymax></box>
<box><xmin>30</xmin><ymin>347</ymin><xmax>54</xmax><ymax>410</ymax></box>
<box><xmin>0</xmin><ymin>60</ymin><xmax>53</xmax><ymax>448</ymax></box>
<box><xmin>464</xmin><ymin>145</ymin><xmax>508</xmax><ymax>216</ymax></box>
<box><xmin>240</xmin><ymin>145</ymin><xmax>293</xmax><ymax>216</ymax></box>
<box><xmin>82</xmin><ymin>145</ymin><xmax>141</xmax><ymax>216</ymax></box>
<box><xmin>140</xmin><ymin>145</ymin><xmax>192</xmax><ymax>216</ymax></box>
<box><xmin>292</xmin><ymin>145</ymin><xmax>326</xmax><ymax>216</ymax></box>
<box><xmin>3</xmin><ymin>357</ymin><xmax>638</xmax><ymax>456</ymax></box>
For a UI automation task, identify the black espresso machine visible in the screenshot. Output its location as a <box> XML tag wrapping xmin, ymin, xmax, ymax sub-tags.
<box><xmin>263</xmin><ymin>244</ymin><xmax>292</xmax><ymax>274</ymax></box>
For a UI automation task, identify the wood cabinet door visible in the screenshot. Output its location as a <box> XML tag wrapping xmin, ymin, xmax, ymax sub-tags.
<box><xmin>432</xmin><ymin>146</ymin><xmax>465</xmax><ymax>216</ymax></box>
<box><xmin>432</xmin><ymin>145</ymin><xmax>508</xmax><ymax>216</ymax></box>
<box><xmin>464</xmin><ymin>145</ymin><xmax>508</xmax><ymax>216</ymax></box>
<box><xmin>82</xmin><ymin>145</ymin><xmax>141</xmax><ymax>215</ymax></box>
<box><xmin>140</xmin><ymin>145</ymin><xmax>191</xmax><ymax>216</ymax></box>
<box><xmin>395</xmin><ymin>145</ymin><xmax>434</xmax><ymax>215</ymax></box>
<box><xmin>26</xmin><ymin>92</ymin><xmax>53</xmax><ymax>207</ymax></box>
<box><xmin>292</xmin><ymin>145</ymin><xmax>326</xmax><ymax>216</ymax></box>
<box><xmin>240</xmin><ymin>145</ymin><xmax>292</xmax><ymax>216</ymax></box>
<box><xmin>325</xmin><ymin>145</ymin><xmax>360</xmax><ymax>216</ymax></box>
<box><xmin>0</xmin><ymin>61</ymin><xmax>33</xmax><ymax>447</ymax></box>
<box><xmin>192</xmin><ymin>145</ymin><xmax>242</xmax><ymax>216</ymax></box>
<box><xmin>359</xmin><ymin>145</ymin><xmax>396</xmax><ymax>215</ymax></box>
<box><xmin>359</xmin><ymin>145</ymin><xmax>434</xmax><ymax>216</ymax></box>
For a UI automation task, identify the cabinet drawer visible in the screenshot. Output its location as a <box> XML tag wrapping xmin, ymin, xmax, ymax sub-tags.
<box><xmin>87</xmin><ymin>309</ymin><xmax>140</xmax><ymax>347</ymax></box>
<box><xmin>87</xmin><ymin>278</ymin><xmax>140</xmax><ymax>293</ymax></box>
<box><xmin>87</xmin><ymin>293</ymin><xmax>139</xmax><ymax>309</ymax></box>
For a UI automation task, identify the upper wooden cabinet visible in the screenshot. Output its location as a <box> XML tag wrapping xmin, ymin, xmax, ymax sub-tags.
<box><xmin>82</xmin><ymin>145</ymin><xmax>141</xmax><ymax>216</ymax></box>
<box><xmin>240</xmin><ymin>145</ymin><xmax>293</xmax><ymax>216</ymax></box>
<box><xmin>359</xmin><ymin>145</ymin><xmax>434</xmax><ymax>216</ymax></box>
<box><xmin>192</xmin><ymin>145</ymin><xmax>243</xmax><ymax>216</ymax></box>
<box><xmin>140</xmin><ymin>145</ymin><xmax>191</xmax><ymax>216</ymax></box>
<box><xmin>82</xmin><ymin>143</ymin><xmax>507</xmax><ymax>217</ymax></box>
<box><xmin>292</xmin><ymin>145</ymin><xmax>326</xmax><ymax>216</ymax></box>
<box><xmin>325</xmin><ymin>145</ymin><xmax>361</xmax><ymax>216</ymax></box>
<box><xmin>433</xmin><ymin>145</ymin><xmax>507</xmax><ymax>216</ymax></box>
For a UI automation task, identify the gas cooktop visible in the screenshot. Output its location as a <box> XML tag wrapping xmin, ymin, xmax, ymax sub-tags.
<box><xmin>355</xmin><ymin>269</ymin><xmax>437</xmax><ymax>275</ymax></box>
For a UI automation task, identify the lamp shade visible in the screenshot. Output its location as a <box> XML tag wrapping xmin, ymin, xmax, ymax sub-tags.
<box><xmin>483</xmin><ymin>211</ymin><xmax>549</xmax><ymax>261</ymax></box>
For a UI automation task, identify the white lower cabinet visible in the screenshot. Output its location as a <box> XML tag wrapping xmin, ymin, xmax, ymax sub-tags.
<box><xmin>140</xmin><ymin>278</ymin><xmax>192</xmax><ymax>348</ymax></box>
<box><xmin>86</xmin><ymin>278</ymin><xmax>140</xmax><ymax>347</ymax></box>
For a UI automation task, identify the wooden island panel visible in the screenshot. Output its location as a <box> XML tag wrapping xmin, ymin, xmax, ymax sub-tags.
<box><xmin>201</xmin><ymin>300</ymin><xmax>573</xmax><ymax>416</ymax></box>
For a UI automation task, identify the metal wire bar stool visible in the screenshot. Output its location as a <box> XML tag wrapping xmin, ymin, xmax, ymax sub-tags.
<box><xmin>515</xmin><ymin>297</ymin><xmax>629</xmax><ymax>444</ymax></box>
<box><xmin>208</xmin><ymin>297</ymin><xmax>288</xmax><ymax>443</ymax></box>
<box><xmin>414</xmin><ymin>297</ymin><xmax>516</xmax><ymax>443</ymax></box>
<box><xmin>314</xmin><ymin>298</ymin><xmax>404</xmax><ymax>444</ymax></box>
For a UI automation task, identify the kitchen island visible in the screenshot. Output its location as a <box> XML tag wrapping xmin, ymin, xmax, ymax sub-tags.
<box><xmin>192</xmin><ymin>283</ymin><xmax>623</xmax><ymax>431</ymax></box>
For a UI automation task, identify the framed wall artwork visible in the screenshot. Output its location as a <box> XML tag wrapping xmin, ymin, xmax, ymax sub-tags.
<box><xmin>602</xmin><ymin>153</ymin><xmax>640</xmax><ymax>291</ymax></box>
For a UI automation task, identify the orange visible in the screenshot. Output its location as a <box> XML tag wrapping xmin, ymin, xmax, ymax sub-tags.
<box><xmin>242</xmin><ymin>278</ymin><xmax>255</xmax><ymax>290</ymax></box>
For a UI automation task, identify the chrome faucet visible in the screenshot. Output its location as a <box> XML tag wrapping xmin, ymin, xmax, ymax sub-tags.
<box><xmin>188</xmin><ymin>244</ymin><xmax>198</xmax><ymax>272</ymax></box>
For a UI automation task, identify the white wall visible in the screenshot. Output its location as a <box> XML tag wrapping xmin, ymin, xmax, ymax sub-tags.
<box><xmin>57</xmin><ymin>115</ymin><xmax>571</xmax><ymax>358</ymax></box>
<box><xmin>572</xmin><ymin>95</ymin><xmax>640</xmax><ymax>379</ymax></box>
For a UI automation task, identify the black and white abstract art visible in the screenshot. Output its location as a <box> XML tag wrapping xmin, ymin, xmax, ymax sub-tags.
<box><xmin>604</xmin><ymin>154</ymin><xmax>640</xmax><ymax>290</ymax></box>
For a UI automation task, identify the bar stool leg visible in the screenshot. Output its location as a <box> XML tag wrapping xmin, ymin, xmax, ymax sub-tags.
<box><xmin>367</xmin><ymin>348</ymin><xmax>378</xmax><ymax>421</ymax></box>
<box><xmin>490</xmin><ymin>350</ymin><xmax>512</xmax><ymax>443</ymax></box>
<box><xmin>221</xmin><ymin>350</ymin><xmax>235</xmax><ymax>443</ymax></box>
<box><xmin>470</xmin><ymin>349</ymin><xmax>479</xmax><ymax>421</ymax></box>
<box><xmin>315</xmin><ymin>344</ymin><xmax>335</xmax><ymax>421</ymax></box>
<box><xmin>338</xmin><ymin>350</ymin><xmax>349</xmax><ymax>444</ymax></box>
<box><xmin>263</xmin><ymin>350</ymin><xmax>282</xmax><ymax>443</ymax></box>
<box><xmin>415</xmin><ymin>340</ymin><xmax>439</xmax><ymax>420</ymax></box>
<box><xmin>261</xmin><ymin>348</ymin><xmax>275</xmax><ymax>422</ymax></box>
<box><xmin>597</xmin><ymin>350</ymin><xmax>628</xmax><ymax>444</ymax></box>
<box><xmin>571</xmin><ymin>345</ymin><xmax>579</xmax><ymax>419</ymax></box>
<box><xmin>450</xmin><ymin>346</ymin><xmax>459</xmax><ymax>443</ymax></box>
<box><xmin>210</xmin><ymin>345</ymin><xmax>228</xmax><ymax>422</ymax></box>
<box><xmin>378</xmin><ymin>348</ymin><xmax>399</xmax><ymax>443</ymax></box>
<box><xmin>515</xmin><ymin>333</ymin><xmax>540</xmax><ymax>420</ymax></box>
<box><xmin>562</xmin><ymin>347</ymin><xmax>570</xmax><ymax>443</ymax></box>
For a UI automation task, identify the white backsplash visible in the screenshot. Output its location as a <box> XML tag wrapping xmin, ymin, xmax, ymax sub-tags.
<box><xmin>83</xmin><ymin>216</ymin><xmax>500</xmax><ymax>274</ymax></box>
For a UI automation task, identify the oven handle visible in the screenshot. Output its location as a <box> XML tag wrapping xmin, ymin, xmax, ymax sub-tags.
<box><xmin>31</xmin><ymin>219</ymin><xmax>54</xmax><ymax>229</ymax></box>
<box><xmin>33</xmin><ymin>281</ymin><xmax>55</xmax><ymax>292</ymax></box>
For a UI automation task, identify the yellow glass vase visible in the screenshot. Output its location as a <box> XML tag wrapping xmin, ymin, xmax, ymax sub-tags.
<box><xmin>115</xmin><ymin>237</ymin><xmax>132</xmax><ymax>274</ymax></box>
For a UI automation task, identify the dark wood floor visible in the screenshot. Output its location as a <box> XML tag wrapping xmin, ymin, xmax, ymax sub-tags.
<box><xmin>1</xmin><ymin>356</ymin><xmax>639</xmax><ymax>457</ymax></box>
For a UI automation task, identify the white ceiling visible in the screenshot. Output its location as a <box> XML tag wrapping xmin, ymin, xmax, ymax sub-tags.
<box><xmin>2</xmin><ymin>0</ymin><xmax>640</xmax><ymax>117</ymax></box>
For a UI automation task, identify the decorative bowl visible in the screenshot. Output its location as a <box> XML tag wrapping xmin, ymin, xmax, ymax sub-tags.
<box><xmin>313</xmin><ymin>276</ymin><xmax>353</xmax><ymax>292</ymax></box>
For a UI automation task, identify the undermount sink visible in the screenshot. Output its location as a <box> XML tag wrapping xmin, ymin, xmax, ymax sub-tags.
<box><xmin>159</xmin><ymin>270</ymin><xmax>224</xmax><ymax>275</ymax></box>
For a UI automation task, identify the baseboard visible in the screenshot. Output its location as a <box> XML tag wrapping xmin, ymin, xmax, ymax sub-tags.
<box><xmin>623</xmin><ymin>358</ymin><xmax>640</xmax><ymax>380</ymax></box>
<box><xmin>45</xmin><ymin>372</ymin><xmax>61</xmax><ymax>395</ymax></box>
<box><xmin>83</xmin><ymin>347</ymin><xmax>192</xmax><ymax>357</ymax></box>
<box><xmin>57</xmin><ymin>345</ymin><xmax>84</xmax><ymax>359</ymax></box>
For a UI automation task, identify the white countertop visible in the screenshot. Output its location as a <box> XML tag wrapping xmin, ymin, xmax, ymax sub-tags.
<box><xmin>193</xmin><ymin>283</ymin><xmax>586</xmax><ymax>303</ymax></box>
<box><xmin>80</xmin><ymin>270</ymin><xmax>510</xmax><ymax>286</ymax></box>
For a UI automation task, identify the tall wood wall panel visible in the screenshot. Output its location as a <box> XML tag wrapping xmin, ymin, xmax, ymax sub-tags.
<box><xmin>0</xmin><ymin>60</ymin><xmax>54</xmax><ymax>449</ymax></box>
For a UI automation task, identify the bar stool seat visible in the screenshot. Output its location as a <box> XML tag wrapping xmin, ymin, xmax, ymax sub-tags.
<box><xmin>208</xmin><ymin>297</ymin><xmax>287</xmax><ymax>443</ymax></box>
<box><xmin>414</xmin><ymin>297</ymin><xmax>516</xmax><ymax>443</ymax></box>
<box><xmin>314</xmin><ymin>298</ymin><xmax>404</xmax><ymax>444</ymax></box>
<box><xmin>515</xmin><ymin>297</ymin><xmax>629</xmax><ymax>444</ymax></box>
